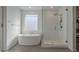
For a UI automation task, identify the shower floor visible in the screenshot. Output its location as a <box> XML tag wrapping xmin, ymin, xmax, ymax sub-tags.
<box><xmin>41</xmin><ymin>38</ymin><xmax>67</xmax><ymax>48</ymax></box>
<box><xmin>7</xmin><ymin>44</ymin><xmax>70</xmax><ymax>52</ymax></box>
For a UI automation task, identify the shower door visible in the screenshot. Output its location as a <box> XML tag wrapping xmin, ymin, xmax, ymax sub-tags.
<box><xmin>42</xmin><ymin>10</ymin><xmax>58</xmax><ymax>45</ymax></box>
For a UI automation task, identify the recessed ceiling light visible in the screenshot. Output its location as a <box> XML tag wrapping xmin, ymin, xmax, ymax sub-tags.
<box><xmin>28</xmin><ymin>6</ymin><xmax>32</xmax><ymax>8</ymax></box>
<box><xmin>50</xmin><ymin>6</ymin><xmax>53</xmax><ymax>8</ymax></box>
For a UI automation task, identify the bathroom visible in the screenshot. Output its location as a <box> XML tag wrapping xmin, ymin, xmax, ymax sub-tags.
<box><xmin>2</xmin><ymin>6</ymin><xmax>73</xmax><ymax>52</ymax></box>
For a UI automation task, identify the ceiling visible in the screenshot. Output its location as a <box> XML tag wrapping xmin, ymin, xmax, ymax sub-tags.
<box><xmin>17</xmin><ymin>6</ymin><xmax>62</xmax><ymax>11</ymax></box>
<box><xmin>18</xmin><ymin>6</ymin><xmax>42</xmax><ymax>10</ymax></box>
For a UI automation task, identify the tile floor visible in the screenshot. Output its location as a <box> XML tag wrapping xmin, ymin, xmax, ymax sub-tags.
<box><xmin>7</xmin><ymin>44</ymin><xmax>71</xmax><ymax>52</ymax></box>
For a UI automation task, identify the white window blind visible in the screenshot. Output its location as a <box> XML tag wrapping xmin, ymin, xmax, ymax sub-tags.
<box><xmin>24</xmin><ymin>15</ymin><xmax>38</xmax><ymax>33</ymax></box>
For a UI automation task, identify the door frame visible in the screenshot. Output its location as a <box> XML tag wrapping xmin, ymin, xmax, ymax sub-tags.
<box><xmin>2</xmin><ymin>6</ymin><xmax>7</xmax><ymax>51</ymax></box>
<box><xmin>73</xmin><ymin>6</ymin><xmax>77</xmax><ymax>51</ymax></box>
<box><xmin>0</xmin><ymin>6</ymin><xmax>2</xmax><ymax>51</ymax></box>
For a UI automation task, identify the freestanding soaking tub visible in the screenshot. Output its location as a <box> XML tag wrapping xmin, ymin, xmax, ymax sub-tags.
<box><xmin>18</xmin><ymin>34</ymin><xmax>41</xmax><ymax>45</ymax></box>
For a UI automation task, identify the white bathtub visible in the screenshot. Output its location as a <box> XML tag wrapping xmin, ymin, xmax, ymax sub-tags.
<box><xmin>18</xmin><ymin>34</ymin><xmax>41</xmax><ymax>45</ymax></box>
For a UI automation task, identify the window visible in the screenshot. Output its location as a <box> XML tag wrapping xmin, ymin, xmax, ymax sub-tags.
<box><xmin>24</xmin><ymin>15</ymin><xmax>38</xmax><ymax>33</ymax></box>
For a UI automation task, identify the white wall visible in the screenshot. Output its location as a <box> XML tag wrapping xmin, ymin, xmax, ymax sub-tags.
<box><xmin>6</xmin><ymin>7</ymin><xmax>21</xmax><ymax>50</ymax></box>
<box><xmin>0</xmin><ymin>7</ymin><xmax>2</xmax><ymax>51</ymax></box>
<box><xmin>21</xmin><ymin>10</ymin><xmax>42</xmax><ymax>34</ymax></box>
